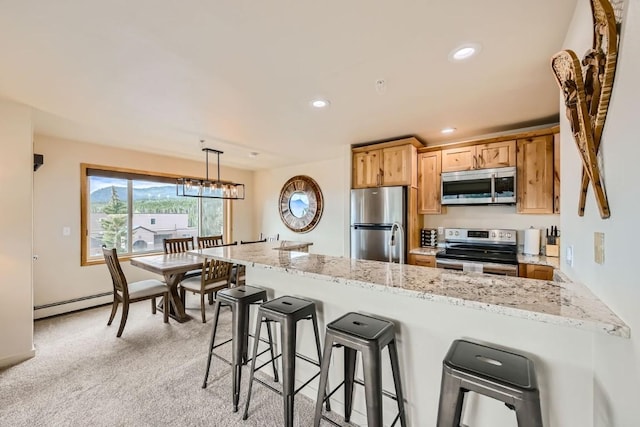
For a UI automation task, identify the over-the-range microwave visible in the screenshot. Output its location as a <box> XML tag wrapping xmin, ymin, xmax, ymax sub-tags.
<box><xmin>441</xmin><ymin>166</ymin><xmax>516</xmax><ymax>205</ymax></box>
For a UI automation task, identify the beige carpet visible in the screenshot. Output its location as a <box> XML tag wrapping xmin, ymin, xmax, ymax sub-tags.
<box><xmin>0</xmin><ymin>295</ymin><xmax>355</xmax><ymax>427</ymax></box>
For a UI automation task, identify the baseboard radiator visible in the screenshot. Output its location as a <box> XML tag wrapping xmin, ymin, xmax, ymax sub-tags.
<box><xmin>34</xmin><ymin>292</ymin><xmax>112</xmax><ymax>319</ymax></box>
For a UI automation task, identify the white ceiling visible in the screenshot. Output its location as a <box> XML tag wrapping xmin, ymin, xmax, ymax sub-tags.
<box><xmin>0</xmin><ymin>0</ymin><xmax>577</xmax><ymax>170</ymax></box>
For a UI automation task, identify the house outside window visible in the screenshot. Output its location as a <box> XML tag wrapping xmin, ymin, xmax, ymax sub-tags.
<box><xmin>81</xmin><ymin>164</ymin><xmax>227</xmax><ymax>265</ymax></box>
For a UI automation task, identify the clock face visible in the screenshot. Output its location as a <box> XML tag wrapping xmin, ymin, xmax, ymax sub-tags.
<box><xmin>279</xmin><ymin>175</ymin><xmax>323</xmax><ymax>233</ymax></box>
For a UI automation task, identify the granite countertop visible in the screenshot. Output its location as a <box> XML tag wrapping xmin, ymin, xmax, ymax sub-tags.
<box><xmin>409</xmin><ymin>247</ymin><xmax>441</xmax><ymax>256</ymax></box>
<box><xmin>268</xmin><ymin>240</ymin><xmax>313</xmax><ymax>251</ymax></box>
<box><xmin>517</xmin><ymin>253</ymin><xmax>561</xmax><ymax>269</ymax></box>
<box><xmin>190</xmin><ymin>242</ymin><xmax>629</xmax><ymax>338</ymax></box>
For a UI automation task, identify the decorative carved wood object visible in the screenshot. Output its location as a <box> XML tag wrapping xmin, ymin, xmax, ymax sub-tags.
<box><xmin>550</xmin><ymin>0</ymin><xmax>621</xmax><ymax>219</ymax></box>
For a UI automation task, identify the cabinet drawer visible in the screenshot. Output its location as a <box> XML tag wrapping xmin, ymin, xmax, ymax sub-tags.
<box><xmin>409</xmin><ymin>254</ymin><xmax>436</xmax><ymax>267</ymax></box>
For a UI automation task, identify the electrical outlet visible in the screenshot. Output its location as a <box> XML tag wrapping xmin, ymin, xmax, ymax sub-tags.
<box><xmin>566</xmin><ymin>245</ymin><xmax>574</xmax><ymax>267</ymax></box>
<box><xmin>594</xmin><ymin>232</ymin><xmax>605</xmax><ymax>264</ymax></box>
<box><xmin>438</xmin><ymin>227</ymin><xmax>444</xmax><ymax>235</ymax></box>
<box><xmin>62</xmin><ymin>226</ymin><xmax>71</xmax><ymax>236</ymax></box>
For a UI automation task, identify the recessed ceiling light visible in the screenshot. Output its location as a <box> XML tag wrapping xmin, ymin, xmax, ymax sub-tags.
<box><xmin>310</xmin><ymin>98</ymin><xmax>330</xmax><ymax>108</ymax></box>
<box><xmin>449</xmin><ymin>43</ymin><xmax>481</xmax><ymax>61</ymax></box>
<box><xmin>441</xmin><ymin>127</ymin><xmax>456</xmax><ymax>134</ymax></box>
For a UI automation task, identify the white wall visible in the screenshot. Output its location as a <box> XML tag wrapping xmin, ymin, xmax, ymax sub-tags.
<box><xmin>560</xmin><ymin>1</ymin><xmax>640</xmax><ymax>425</ymax></box>
<box><xmin>253</xmin><ymin>153</ymin><xmax>350</xmax><ymax>257</ymax></box>
<box><xmin>32</xmin><ymin>135</ymin><xmax>255</xmax><ymax>318</ymax></box>
<box><xmin>0</xmin><ymin>100</ymin><xmax>34</xmax><ymax>367</ymax></box>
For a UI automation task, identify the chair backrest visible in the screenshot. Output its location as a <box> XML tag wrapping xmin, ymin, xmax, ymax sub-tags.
<box><xmin>163</xmin><ymin>236</ymin><xmax>195</xmax><ymax>254</ymax></box>
<box><xmin>197</xmin><ymin>235</ymin><xmax>224</xmax><ymax>249</ymax></box>
<box><xmin>200</xmin><ymin>258</ymin><xmax>233</xmax><ymax>290</ymax></box>
<box><xmin>102</xmin><ymin>246</ymin><xmax>129</xmax><ymax>297</ymax></box>
<box><xmin>260</xmin><ymin>233</ymin><xmax>280</xmax><ymax>242</ymax></box>
<box><xmin>240</xmin><ymin>238</ymin><xmax>267</xmax><ymax>244</ymax></box>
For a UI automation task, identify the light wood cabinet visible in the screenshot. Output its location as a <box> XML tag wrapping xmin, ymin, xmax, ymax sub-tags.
<box><xmin>476</xmin><ymin>140</ymin><xmax>516</xmax><ymax>169</ymax></box>
<box><xmin>352</xmin><ymin>140</ymin><xmax>418</xmax><ymax>188</ymax></box>
<box><xmin>382</xmin><ymin>145</ymin><xmax>414</xmax><ymax>186</ymax></box>
<box><xmin>417</xmin><ymin>151</ymin><xmax>442</xmax><ymax>214</ymax></box>
<box><xmin>408</xmin><ymin>254</ymin><xmax>436</xmax><ymax>267</ymax></box>
<box><xmin>352</xmin><ymin>149</ymin><xmax>382</xmax><ymax>188</ymax></box>
<box><xmin>442</xmin><ymin>141</ymin><xmax>515</xmax><ymax>172</ymax></box>
<box><xmin>553</xmin><ymin>132</ymin><xmax>560</xmax><ymax>214</ymax></box>
<box><xmin>518</xmin><ymin>263</ymin><xmax>554</xmax><ymax>281</ymax></box>
<box><xmin>517</xmin><ymin>136</ymin><xmax>554</xmax><ymax>214</ymax></box>
<box><xmin>441</xmin><ymin>146</ymin><xmax>476</xmax><ymax>172</ymax></box>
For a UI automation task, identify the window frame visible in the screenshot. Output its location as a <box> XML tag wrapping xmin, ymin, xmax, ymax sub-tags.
<box><xmin>80</xmin><ymin>163</ymin><xmax>231</xmax><ymax>266</ymax></box>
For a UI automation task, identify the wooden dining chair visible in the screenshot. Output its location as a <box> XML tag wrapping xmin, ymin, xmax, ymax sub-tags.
<box><xmin>197</xmin><ymin>235</ymin><xmax>224</xmax><ymax>249</ymax></box>
<box><xmin>179</xmin><ymin>258</ymin><xmax>233</xmax><ymax>323</ymax></box>
<box><xmin>206</xmin><ymin>241</ymin><xmax>244</xmax><ymax>285</ymax></box>
<box><xmin>163</xmin><ymin>236</ymin><xmax>195</xmax><ymax>254</ymax></box>
<box><xmin>102</xmin><ymin>247</ymin><xmax>169</xmax><ymax>337</ymax></box>
<box><xmin>164</xmin><ymin>236</ymin><xmax>200</xmax><ymax>280</ymax></box>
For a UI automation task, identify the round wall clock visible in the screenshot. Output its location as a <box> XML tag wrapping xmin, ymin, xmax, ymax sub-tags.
<box><xmin>278</xmin><ymin>175</ymin><xmax>323</xmax><ymax>233</ymax></box>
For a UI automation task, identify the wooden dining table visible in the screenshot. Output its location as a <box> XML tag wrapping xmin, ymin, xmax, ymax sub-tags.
<box><xmin>129</xmin><ymin>252</ymin><xmax>203</xmax><ymax>323</ymax></box>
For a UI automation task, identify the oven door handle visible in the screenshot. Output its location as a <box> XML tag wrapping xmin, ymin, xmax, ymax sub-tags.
<box><xmin>436</xmin><ymin>259</ymin><xmax>465</xmax><ymax>268</ymax></box>
<box><xmin>437</xmin><ymin>258</ymin><xmax>518</xmax><ymax>276</ymax></box>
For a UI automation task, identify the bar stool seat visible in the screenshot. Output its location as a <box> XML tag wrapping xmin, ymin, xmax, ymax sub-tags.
<box><xmin>314</xmin><ymin>312</ymin><xmax>406</xmax><ymax>427</ymax></box>
<box><xmin>437</xmin><ymin>339</ymin><xmax>543</xmax><ymax>427</ymax></box>
<box><xmin>242</xmin><ymin>295</ymin><xmax>329</xmax><ymax>427</ymax></box>
<box><xmin>201</xmin><ymin>285</ymin><xmax>279</xmax><ymax>412</ymax></box>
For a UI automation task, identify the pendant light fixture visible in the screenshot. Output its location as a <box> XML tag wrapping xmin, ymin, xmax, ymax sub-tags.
<box><xmin>176</xmin><ymin>143</ymin><xmax>245</xmax><ymax>200</ymax></box>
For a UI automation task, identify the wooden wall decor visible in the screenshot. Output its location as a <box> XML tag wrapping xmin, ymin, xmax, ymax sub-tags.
<box><xmin>550</xmin><ymin>0</ymin><xmax>622</xmax><ymax>219</ymax></box>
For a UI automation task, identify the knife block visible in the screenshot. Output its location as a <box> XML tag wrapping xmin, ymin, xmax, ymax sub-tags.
<box><xmin>545</xmin><ymin>238</ymin><xmax>560</xmax><ymax>257</ymax></box>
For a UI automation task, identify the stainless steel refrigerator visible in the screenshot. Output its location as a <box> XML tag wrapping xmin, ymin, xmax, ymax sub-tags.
<box><xmin>350</xmin><ymin>186</ymin><xmax>406</xmax><ymax>263</ymax></box>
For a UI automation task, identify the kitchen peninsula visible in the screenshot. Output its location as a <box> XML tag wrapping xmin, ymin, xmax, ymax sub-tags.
<box><xmin>191</xmin><ymin>241</ymin><xmax>628</xmax><ymax>426</ymax></box>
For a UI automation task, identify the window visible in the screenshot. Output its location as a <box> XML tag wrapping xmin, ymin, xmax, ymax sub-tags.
<box><xmin>81</xmin><ymin>164</ymin><xmax>227</xmax><ymax>265</ymax></box>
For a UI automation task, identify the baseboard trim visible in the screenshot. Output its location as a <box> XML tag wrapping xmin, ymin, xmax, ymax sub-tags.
<box><xmin>34</xmin><ymin>292</ymin><xmax>112</xmax><ymax>310</ymax></box>
<box><xmin>34</xmin><ymin>294</ymin><xmax>112</xmax><ymax>320</ymax></box>
<box><xmin>0</xmin><ymin>348</ymin><xmax>36</xmax><ymax>369</ymax></box>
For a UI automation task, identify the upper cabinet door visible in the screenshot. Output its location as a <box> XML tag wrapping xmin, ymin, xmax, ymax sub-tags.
<box><xmin>417</xmin><ymin>151</ymin><xmax>442</xmax><ymax>214</ymax></box>
<box><xmin>382</xmin><ymin>145</ymin><xmax>415</xmax><ymax>186</ymax></box>
<box><xmin>476</xmin><ymin>140</ymin><xmax>516</xmax><ymax>169</ymax></box>
<box><xmin>553</xmin><ymin>133</ymin><xmax>560</xmax><ymax>214</ymax></box>
<box><xmin>517</xmin><ymin>136</ymin><xmax>554</xmax><ymax>214</ymax></box>
<box><xmin>441</xmin><ymin>146</ymin><xmax>475</xmax><ymax>172</ymax></box>
<box><xmin>352</xmin><ymin>149</ymin><xmax>381</xmax><ymax>188</ymax></box>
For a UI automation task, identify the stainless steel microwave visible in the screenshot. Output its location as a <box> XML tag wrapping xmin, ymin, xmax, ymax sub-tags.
<box><xmin>441</xmin><ymin>166</ymin><xmax>516</xmax><ymax>205</ymax></box>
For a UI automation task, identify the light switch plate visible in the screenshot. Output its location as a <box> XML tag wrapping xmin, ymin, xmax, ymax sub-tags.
<box><xmin>566</xmin><ymin>245</ymin><xmax>574</xmax><ymax>267</ymax></box>
<box><xmin>594</xmin><ymin>232</ymin><xmax>605</xmax><ymax>264</ymax></box>
<box><xmin>62</xmin><ymin>226</ymin><xmax>71</xmax><ymax>236</ymax></box>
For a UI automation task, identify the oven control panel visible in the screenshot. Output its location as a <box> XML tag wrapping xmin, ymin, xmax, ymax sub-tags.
<box><xmin>445</xmin><ymin>228</ymin><xmax>517</xmax><ymax>244</ymax></box>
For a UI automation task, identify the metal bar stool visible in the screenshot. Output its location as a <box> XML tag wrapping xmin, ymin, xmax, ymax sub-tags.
<box><xmin>202</xmin><ymin>285</ymin><xmax>279</xmax><ymax>412</ymax></box>
<box><xmin>314</xmin><ymin>312</ymin><xmax>407</xmax><ymax>427</ymax></box>
<box><xmin>436</xmin><ymin>339</ymin><xmax>543</xmax><ymax>427</ymax></box>
<box><xmin>242</xmin><ymin>295</ymin><xmax>330</xmax><ymax>427</ymax></box>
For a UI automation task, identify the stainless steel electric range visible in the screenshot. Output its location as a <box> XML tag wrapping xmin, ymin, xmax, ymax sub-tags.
<box><xmin>435</xmin><ymin>228</ymin><xmax>518</xmax><ymax>276</ymax></box>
